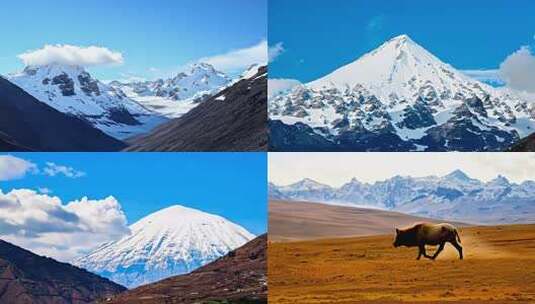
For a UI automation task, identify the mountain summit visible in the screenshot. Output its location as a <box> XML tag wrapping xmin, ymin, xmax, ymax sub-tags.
<box><xmin>269</xmin><ymin>34</ymin><xmax>535</xmax><ymax>152</ymax></box>
<box><xmin>74</xmin><ymin>205</ymin><xmax>254</xmax><ymax>288</ymax></box>
<box><xmin>309</xmin><ymin>34</ymin><xmax>464</xmax><ymax>96</ymax></box>
<box><xmin>8</xmin><ymin>63</ymin><xmax>166</xmax><ymax>139</ymax></box>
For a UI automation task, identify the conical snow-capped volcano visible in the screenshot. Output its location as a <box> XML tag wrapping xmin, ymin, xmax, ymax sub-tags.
<box><xmin>74</xmin><ymin>205</ymin><xmax>254</xmax><ymax>288</ymax></box>
<box><xmin>269</xmin><ymin>34</ymin><xmax>535</xmax><ymax>152</ymax></box>
<box><xmin>8</xmin><ymin>63</ymin><xmax>166</xmax><ymax>139</ymax></box>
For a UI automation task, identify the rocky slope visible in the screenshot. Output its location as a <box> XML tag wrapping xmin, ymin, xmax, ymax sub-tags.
<box><xmin>0</xmin><ymin>76</ymin><xmax>126</xmax><ymax>151</ymax></box>
<box><xmin>8</xmin><ymin>63</ymin><xmax>166</xmax><ymax>139</ymax></box>
<box><xmin>509</xmin><ymin>132</ymin><xmax>535</xmax><ymax>151</ymax></box>
<box><xmin>125</xmin><ymin>65</ymin><xmax>267</xmax><ymax>151</ymax></box>
<box><xmin>270</xmin><ymin>170</ymin><xmax>535</xmax><ymax>224</ymax></box>
<box><xmin>104</xmin><ymin>234</ymin><xmax>267</xmax><ymax>304</ymax></box>
<box><xmin>269</xmin><ymin>35</ymin><xmax>535</xmax><ymax>151</ymax></box>
<box><xmin>74</xmin><ymin>205</ymin><xmax>254</xmax><ymax>288</ymax></box>
<box><xmin>0</xmin><ymin>239</ymin><xmax>125</xmax><ymax>304</ymax></box>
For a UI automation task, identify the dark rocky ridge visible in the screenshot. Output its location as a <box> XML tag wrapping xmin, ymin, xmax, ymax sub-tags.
<box><xmin>0</xmin><ymin>76</ymin><xmax>126</xmax><ymax>151</ymax></box>
<box><xmin>0</xmin><ymin>239</ymin><xmax>126</xmax><ymax>304</ymax></box>
<box><xmin>104</xmin><ymin>234</ymin><xmax>267</xmax><ymax>304</ymax></box>
<box><xmin>269</xmin><ymin>94</ymin><xmax>520</xmax><ymax>152</ymax></box>
<box><xmin>509</xmin><ymin>132</ymin><xmax>535</xmax><ymax>151</ymax></box>
<box><xmin>125</xmin><ymin>66</ymin><xmax>267</xmax><ymax>151</ymax></box>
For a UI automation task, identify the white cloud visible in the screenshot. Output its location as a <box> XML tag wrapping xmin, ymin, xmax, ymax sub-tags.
<box><xmin>499</xmin><ymin>46</ymin><xmax>535</xmax><ymax>93</ymax></box>
<box><xmin>0</xmin><ymin>189</ymin><xmax>129</xmax><ymax>262</ymax></box>
<box><xmin>18</xmin><ymin>44</ymin><xmax>124</xmax><ymax>67</ymax></box>
<box><xmin>268</xmin><ymin>78</ymin><xmax>302</xmax><ymax>98</ymax></box>
<box><xmin>268</xmin><ymin>42</ymin><xmax>285</xmax><ymax>63</ymax></box>
<box><xmin>0</xmin><ymin>155</ymin><xmax>37</xmax><ymax>181</ymax></box>
<box><xmin>198</xmin><ymin>40</ymin><xmax>267</xmax><ymax>73</ymax></box>
<box><xmin>461</xmin><ymin>69</ymin><xmax>504</xmax><ymax>85</ymax></box>
<box><xmin>38</xmin><ymin>187</ymin><xmax>52</xmax><ymax>194</ymax></box>
<box><xmin>43</xmin><ymin>162</ymin><xmax>86</xmax><ymax>178</ymax></box>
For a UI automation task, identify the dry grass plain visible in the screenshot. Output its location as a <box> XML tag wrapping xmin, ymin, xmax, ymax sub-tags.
<box><xmin>269</xmin><ymin>224</ymin><xmax>535</xmax><ymax>303</ymax></box>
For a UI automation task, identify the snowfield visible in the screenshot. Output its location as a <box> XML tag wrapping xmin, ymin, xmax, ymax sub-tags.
<box><xmin>74</xmin><ymin>205</ymin><xmax>255</xmax><ymax>288</ymax></box>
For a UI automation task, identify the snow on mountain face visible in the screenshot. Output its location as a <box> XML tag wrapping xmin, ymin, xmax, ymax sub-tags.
<box><xmin>269</xmin><ymin>171</ymin><xmax>535</xmax><ymax>225</ymax></box>
<box><xmin>8</xmin><ymin>63</ymin><xmax>166</xmax><ymax>140</ymax></box>
<box><xmin>110</xmin><ymin>63</ymin><xmax>231</xmax><ymax>118</ymax></box>
<box><xmin>74</xmin><ymin>205</ymin><xmax>254</xmax><ymax>288</ymax></box>
<box><xmin>269</xmin><ymin>35</ymin><xmax>535</xmax><ymax>151</ymax></box>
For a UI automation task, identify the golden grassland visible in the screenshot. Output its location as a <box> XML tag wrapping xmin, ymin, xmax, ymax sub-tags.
<box><xmin>268</xmin><ymin>224</ymin><xmax>535</xmax><ymax>303</ymax></box>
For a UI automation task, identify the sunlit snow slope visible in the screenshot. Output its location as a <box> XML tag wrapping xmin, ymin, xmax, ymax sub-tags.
<box><xmin>74</xmin><ymin>205</ymin><xmax>254</xmax><ymax>288</ymax></box>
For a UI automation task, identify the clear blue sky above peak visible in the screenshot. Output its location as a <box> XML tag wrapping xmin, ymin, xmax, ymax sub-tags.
<box><xmin>269</xmin><ymin>0</ymin><xmax>535</xmax><ymax>82</ymax></box>
<box><xmin>0</xmin><ymin>0</ymin><xmax>266</xmax><ymax>80</ymax></box>
<box><xmin>2</xmin><ymin>153</ymin><xmax>267</xmax><ymax>235</ymax></box>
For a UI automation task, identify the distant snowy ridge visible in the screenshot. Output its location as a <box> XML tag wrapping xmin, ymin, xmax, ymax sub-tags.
<box><xmin>270</xmin><ymin>170</ymin><xmax>535</xmax><ymax>225</ymax></box>
<box><xmin>8</xmin><ymin>63</ymin><xmax>166</xmax><ymax>140</ymax></box>
<box><xmin>74</xmin><ymin>205</ymin><xmax>254</xmax><ymax>288</ymax></box>
<box><xmin>269</xmin><ymin>35</ymin><xmax>535</xmax><ymax>151</ymax></box>
<box><xmin>110</xmin><ymin>63</ymin><xmax>231</xmax><ymax>118</ymax></box>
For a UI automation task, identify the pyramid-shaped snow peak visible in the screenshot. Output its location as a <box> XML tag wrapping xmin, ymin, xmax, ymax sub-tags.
<box><xmin>309</xmin><ymin>34</ymin><xmax>474</xmax><ymax>98</ymax></box>
<box><xmin>74</xmin><ymin>205</ymin><xmax>255</xmax><ymax>288</ymax></box>
<box><xmin>269</xmin><ymin>34</ymin><xmax>535</xmax><ymax>152</ymax></box>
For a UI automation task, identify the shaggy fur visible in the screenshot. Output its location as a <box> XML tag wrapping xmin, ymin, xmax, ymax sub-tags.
<box><xmin>393</xmin><ymin>223</ymin><xmax>463</xmax><ymax>260</ymax></box>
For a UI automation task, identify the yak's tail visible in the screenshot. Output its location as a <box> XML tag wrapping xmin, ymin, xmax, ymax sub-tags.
<box><xmin>455</xmin><ymin>229</ymin><xmax>461</xmax><ymax>243</ymax></box>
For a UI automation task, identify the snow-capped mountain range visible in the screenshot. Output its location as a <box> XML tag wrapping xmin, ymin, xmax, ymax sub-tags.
<box><xmin>8</xmin><ymin>63</ymin><xmax>167</xmax><ymax>140</ymax></box>
<box><xmin>269</xmin><ymin>34</ymin><xmax>535</xmax><ymax>151</ymax></box>
<box><xmin>74</xmin><ymin>205</ymin><xmax>254</xmax><ymax>288</ymax></box>
<box><xmin>109</xmin><ymin>63</ymin><xmax>231</xmax><ymax>118</ymax></box>
<box><xmin>269</xmin><ymin>170</ymin><xmax>535</xmax><ymax>224</ymax></box>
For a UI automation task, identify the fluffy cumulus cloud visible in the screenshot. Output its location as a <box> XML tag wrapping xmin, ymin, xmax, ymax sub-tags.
<box><xmin>268</xmin><ymin>42</ymin><xmax>285</xmax><ymax>63</ymax></box>
<box><xmin>268</xmin><ymin>78</ymin><xmax>302</xmax><ymax>98</ymax></box>
<box><xmin>0</xmin><ymin>155</ymin><xmax>37</xmax><ymax>181</ymax></box>
<box><xmin>499</xmin><ymin>46</ymin><xmax>535</xmax><ymax>93</ymax></box>
<box><xmin>198</xmin><ymin>40</ymin><xmax>267</xmax><ymax>72</ymax></box>
<box><xmin>43</xmin><ymin>162</ymin><xmax>86</xmax><ymax>178</ymax></box>
<box><xmin>18</xmin><ymin>44</ymin><xmax>124</xmax><ymax>67</ymax></box>
<box><xmin>0</xmin><ymin>189</ymin><xmax>129</xmax><ymax>262</ymax></box>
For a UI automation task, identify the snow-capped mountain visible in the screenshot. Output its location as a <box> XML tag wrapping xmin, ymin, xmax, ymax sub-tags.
<box><xmin>269</xmin><ymin>171</ymin><xmax>535</xmax><ymax>224</ymax></box>
<box><xmin>110</xmin><ymin>63</ymin><xmax>230</xmax><ymax>118</ymax></box>
<box><xmin>8</xmin><ymin>63</ymin><xmax>166</xmax><ymax>140</ymax></box>
<box><xmin>74</xmin><ymin>205</ymin><xmax>254</xmax><ymax>288</ymax></box>
<box><xmin>269</xmin><ymin>34</ymin><xmax>535</xmax><ymax>151</ymax></box>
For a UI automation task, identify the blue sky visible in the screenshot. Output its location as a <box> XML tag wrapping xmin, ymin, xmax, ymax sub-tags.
<box><xmin>1</xmin><ymin>153</ymin><xmax>267</xmax><ymax>235</ymax></box>
<box><xmin>0</xmin><ymin>0</ymin><xmax>267</xmax><ymax>80</ymax></box>
<box><xmin>269</xmin><ymin>0</ymin><xmax>535</xmax><ymax>83</ymax></box>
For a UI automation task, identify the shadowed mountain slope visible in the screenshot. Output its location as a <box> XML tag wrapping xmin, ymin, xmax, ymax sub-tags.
<box><xmin>0</xmin><ymin>239</ymin><xmax>126</xmax><ymax>304</ymax></box>
<box><xmin>125</xmin><ymin>66</ymin><xmax>267</xmax><ymax>152</ymax></box>
<box><xmin>0</xmin><ymin>76</ymin><xmax>126</xmax><ymax>151</ymax></box>
<box><xmin>105</xmin><ymin>234</ymin><xmax>267</xmax><ymax>304</ymax></box>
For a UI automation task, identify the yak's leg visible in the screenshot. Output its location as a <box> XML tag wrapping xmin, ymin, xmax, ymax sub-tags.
<box><xmin>450</xmin><ymin>240</ymin><xmax>463</xmax><ymax>260</ymax></box>
<box><xmin>431</xmin><ymin>242</ymin><xmax>445</xmax><ymax>260</ymax></box>
<box><xmin>417</xmin><ymin>244</ymin><xmax>425</xmax><ymax>260</ymax></box>
<box><xmin>418</xmin><ymin>244</ymin><xmax>432</xmax><ymax>260</ymax></box>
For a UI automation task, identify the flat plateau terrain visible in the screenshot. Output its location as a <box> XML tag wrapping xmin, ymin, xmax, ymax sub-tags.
<box><xmin>269</xmin><ymin>224</ymin><xmax>535</xmax><ymax>303</ymax></box>
<box><xmin>269</xmin><ymin>200</ymin><xmax>468</xmax><ymax>242</ymax></box>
